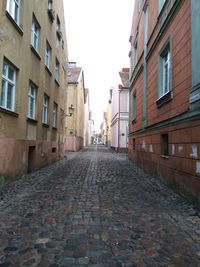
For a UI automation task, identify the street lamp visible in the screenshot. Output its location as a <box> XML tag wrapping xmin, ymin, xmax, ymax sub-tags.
<box><xmin>68</xmin><ymin>104</ymin><xmax>74</xmax><ymax>117</ymax></box>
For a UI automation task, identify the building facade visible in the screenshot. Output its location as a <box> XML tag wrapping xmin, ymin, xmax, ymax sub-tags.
<box><xmin>0</xmin><ymin>0</ymin><xmax>68</xmax><ymax>176</ymax></box>
<box><xmin>111</xmin><ymin>68</ymin><xmax>129</xmax><ymax>152</ymax></box>
<box><xmin>65</xmin><ymin>62</ymin><xmax>86</xmax><ymax>151</ymax></box>
<box><xmin>129</xmin><ymin>0</ymin><xmax>200</xmax><ymax>203</ymax></box>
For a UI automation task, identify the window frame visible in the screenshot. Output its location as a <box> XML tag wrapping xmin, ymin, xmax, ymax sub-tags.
<box><xmin>42</xmin><ymin>94</ymin><xmax>49</xmax><ymax>124</ymax></box>
<box><xmin>6</xmin><ymin>0</ymin><xmax>20</xmax><ymax>25</ymax></box>
<box><xmin>31</xmin><ymin>16</ymin><xmax>40</xmax><ymax>52</ymax></box>
<box><xmin>0</xmin><ymin>60</ymin><xmax>16</xmax><ymax>112</ymax></box>
<box><xmin>45</xmin><ymin>41</ymin><xmax>51</xmax><ymax>70</ymax></box>
<box><xmin>52</xmin><ymin>102</ymin><xmax>57</xmax><ymax>128</ymax></box>
<box><xmin>158</xmin><ymin>37</ymin><xmax>172</xmax><ymax>100</ymax></box>
<box><xmin>132</xmin><ymin>93</ymin><xmax>136</xmax><ymax>122</ymax></box>
<box><xmin>159</xmin><ymin>0</ymin><xmax>167</xmax><ymax>13</ymax></box>
<box><xmin>55</xmin><ymin>58</ymin><xmax>59</xmax><ymax>81</ymax></box>
<box><xmin>28</xmin><ymin>83</ymin><xmax>36</xmax><ymax>119</ymax></box>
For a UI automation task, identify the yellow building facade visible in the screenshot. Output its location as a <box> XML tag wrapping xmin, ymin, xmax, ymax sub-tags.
<box><xmin>0</xmin><ymin>0</ymin><xmax>68</xmax><ymax>175</ymax></box>
<box><xmin>65</xmin><ymin>62</ymin><xmax>85</xmax><ymax>151</ymax></box>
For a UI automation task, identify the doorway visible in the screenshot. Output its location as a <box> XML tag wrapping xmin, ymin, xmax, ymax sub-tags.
<box><xmin>28</xmin><ymin>146</ymin><xmax>36</xmax><ymax>173</ymax></box>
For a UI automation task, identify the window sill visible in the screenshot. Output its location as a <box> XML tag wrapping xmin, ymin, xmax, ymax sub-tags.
<box><xmin>45</xmin><ymin>66</ymin><xmax>52</xmax><ymax>76</ymax></box>
<box><xmin>0</xmin><ymin>107</ymin><xmax>19</xmax><ymax>117</ymax></box>
<box><xmin>6</xmin><ymin>11</ymin><xmax>23</xmax><ymax>36</ymax></box>
<box><xmin>30</xmin><ymin>45</ymin><xmax>41</xmax><ymax>60</ymax></box>
<box><xmin>160</xmin><ymin>155</ymin><xmax>169</xmax><ymax>159</ymax></box>
<box><xmin>52</xmin><ymin>126</ymin><xmax>57</xmax><ymax>130</ymax></box>
<box><xmin>27</xmin><ymin>117</ymin><xmax>38</xmax><ymax>124</ymax></box>
<box><xmin>54</xmin><ymin>79</ymin><xmax>60</xmax><ymax>87</ymax></box>
<box><xmin>42</xmin><ymin>123</ymin><xmax>49</xmax><ymax>128</ymax></box>
<box><xmin>132</xmin><ymin>119</ymin><xmax>136</xmax><ymax>124</ymax></box>
<box><xmin>156</xmin><ymin>91</ymin><xmax>173</xmax><ymax>108</ymax></box>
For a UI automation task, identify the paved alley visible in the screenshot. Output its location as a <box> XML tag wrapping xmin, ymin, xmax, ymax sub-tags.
<box><xmin>0</xmin><ymin>146</ymin><xmax>200</xmax><ymax>267</ymax></box>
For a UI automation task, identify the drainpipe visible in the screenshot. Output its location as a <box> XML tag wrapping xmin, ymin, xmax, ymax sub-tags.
<box><xmin>118</xmin><ymin>89</ymin><xmax>120</xmax><ymax>152</ymax></box>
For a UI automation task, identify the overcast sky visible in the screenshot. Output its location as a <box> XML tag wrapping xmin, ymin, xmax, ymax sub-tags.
<box><xmin>63</xmin><ymin>0</ymin><xmax>134</xmax><ymax>131</ymax></box>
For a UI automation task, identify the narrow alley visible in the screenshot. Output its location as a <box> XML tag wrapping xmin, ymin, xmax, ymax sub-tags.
<box><xmin>0</xmin><ymin>146</ymin><xmax>200</xmax><ymax>267</ymax></box>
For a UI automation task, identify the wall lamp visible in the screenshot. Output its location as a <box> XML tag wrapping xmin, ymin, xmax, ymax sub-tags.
<box><xmin>61</xmin><ymin>104</ymin><xmax>74</xmax><ymax>118</ymax></box>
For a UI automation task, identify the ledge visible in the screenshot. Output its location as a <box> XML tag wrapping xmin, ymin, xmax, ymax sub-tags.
<box><xmin>160</xmin><ymin>155</ymin><xmax>169</xmax><ymax>159</ymax></box>
<box><xmin>42</xmin><ymin>123</ymin><xmax>49</xmax><ymax>128</ymax></box>
<box><xmin>52</xmin><ymin>126</ymin><xmax>57</xmax><ymax>130</ymax></box>
<box><xmin>30</xmin><ymin>45</ymin><xmax>41</xmax><ymax>60</ymax></box>
<box><xmin>54</xmin><ymin>79</ymin><xmax>60</xmax><ymax>87</ymax></box>
<box><xmin>156</xmin><ymin>91</ymin><xmax>173</xmax><ymax>107</ymax></box>
<box><xmin>6</xmin><ymin>11</ymin><xmax>23</xmax><ymax>36</ymax></box>
<box><xmin>0</xmin><ymin>107</ymin><xmax>19</xmax><ymax>117</ymax></box>
<box><xmin>45</xmin><ymin>66</ymin><xmax>52</xmax><ymax>76</ymax></box>
<box><xmin>132</xmin><ymin>119</ymin><xmax>136</xmax><ymax>124</ymax></box>
<box><xmin>27</xmin><ymin>117</ymin><xmax>38</xmax><ymax>124</ymax></box>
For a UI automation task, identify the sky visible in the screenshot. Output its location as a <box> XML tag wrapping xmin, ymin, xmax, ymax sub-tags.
<box><xmin>63</xmin><ymin>0</ymin><xmax>135</xmax><ymax>131</ymax></box>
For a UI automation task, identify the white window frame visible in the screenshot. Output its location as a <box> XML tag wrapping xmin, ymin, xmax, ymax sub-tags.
<box><xmin>28</xmin><ymin>83</ymin><xmax>36</xmax><ymax>119</ymax></box>
<box><xmin>42</xmin><ymin>95</ymin><xmax>49</xmax><ymax>124</ymax></box>
<box><xmin>162</xmin><ymin>50</ymin><xmax>170</xmax><ymax>95</ymax></box>
<box><xmin>55</xmin><ymin>58</ymin><xmax>59</xmax><ymax>81</ymax></box>
<box><xmin>133</xmin><ymin>36</ymin><xmax>138</xmax><ymax>68</ymax></box>
<box><xmin>52</xmin><ymin>102</ymin><xmax>57</xmax><ymax>128</ymax></box>
<box><xmin>7</xmin><ymin>0</ymin><xmax>20</xmax><ymax>25</ymax></box>
<box><xmin>159</xmin><ymin>0</ymin><xmax>167</xmax><ymax>13</ymax></box>
<box><xmin>132</xmin><ymin>94</ymin><xmax>136</xmax><ymax>121</ymax></box>
<box><xmin>0</xmin><ymin>61</ymin><xmax>16</xmax><ymax>111</ymax></box>
<box><xmin>158</xmin><ymin>39</ymin><xmax>172</xmax><ymax>99</ymax></box>
<box><xmin>48</xmin><ymin>0</ymin><xmax>53</xmax><ymax>10</ymax></box>
<box><xmin>31</xmin><ymin>16</ymin><xmax>40</xmax><ymax>52</ymax></box>
<box><xmin>56</xmin><ymin>16</ymin><xmax>61</xmax><ymax>32</ymax></box>
<box><xmin>45</xmin><ymin>42</ymin><xmax>51</xmax><ymax>70</ymax></box>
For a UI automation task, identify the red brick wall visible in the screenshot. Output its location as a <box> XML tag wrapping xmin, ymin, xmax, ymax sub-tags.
<box><xmin>147</xmin><ymin>0</ymin><xmax>191</xmax><ymax>126</ymax></box>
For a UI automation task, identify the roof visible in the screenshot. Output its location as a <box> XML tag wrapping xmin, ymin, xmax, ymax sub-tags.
<box><xmin>119</xmin><ymin>68</ymin><xmax>129</xmax><ymax>88</ymax></box>
<box><xmin>68</xmin><ymin>67</ymin><xmax>82</xmax><ymax>84</ymax></box>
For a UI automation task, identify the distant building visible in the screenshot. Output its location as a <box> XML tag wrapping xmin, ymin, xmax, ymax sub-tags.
<box><xmin>105</xmin><ymin>89</ymin><xmax>112</xmax><ymax>147</ymax></box>
<box><xmin>129</xmin><ymin>0</ymin><xmax>200</xmax><ymax>203</ymax></box>
<box><xmin>66</xmin><ymin>62</ymin><xmax>86</xmax><ymax>151</ymax></box>
<box><xmin>111</xmin><ymin>68</ymin><xmax>129</xmax><ymax>152</ymax></box>
<box><xmin>0</xmin><ymin>0</ymin><xmax>68</xmax><ymax>175</ymax></box>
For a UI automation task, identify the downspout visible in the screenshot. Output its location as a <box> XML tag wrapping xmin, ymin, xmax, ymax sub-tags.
<box><xmin>118</xmin><ymin>89</ymin><xmax>120</xmax><ymax>152</ymax></box>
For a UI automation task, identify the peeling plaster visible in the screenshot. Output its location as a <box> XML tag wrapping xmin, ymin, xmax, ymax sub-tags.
<box><xmin>142</xmin><ymin>140</ymin><xmax>146</xmax><ymax>150</ymax></box>
<box><xmin>22</xmin><ymin>152</ymin><xmax>26</xmax><ymax>165</ymax></box>
<box><xmin>196</xmin><ymin>161</ymin><xmax>200</xmax><ymax>175</ymax></box>
<box><xmin>190</xmin><ymin>144</ymin><xmax>198</xmax><ymax>159</ymax></box>
<box><xmin>178</xmin><ymin>146</ymin><xmax>183</xmax><ymax>153</ymax></box>
<box><xmin>171</xmin><ymin>144</ymin><xmax>175</xmax><ymax>155</ymax></box>
<box><xmin>149</xmin><ymin>144</ymin><xmax>153</xmax><ymax>152</ymax></box>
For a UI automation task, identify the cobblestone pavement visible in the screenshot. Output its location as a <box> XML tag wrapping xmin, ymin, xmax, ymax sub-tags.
<box><xmin>1</xmin><ymin>145</ymin><xmax>200</xmax><ymax>267</ymax></box>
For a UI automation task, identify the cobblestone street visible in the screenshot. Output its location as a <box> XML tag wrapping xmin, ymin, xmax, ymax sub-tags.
<box><xmin>0</xmin><ymin>145</ymin><xmax>200</xmax><ymax>267</ymax></box>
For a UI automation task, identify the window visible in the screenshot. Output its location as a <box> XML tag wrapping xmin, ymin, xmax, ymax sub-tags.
<box><xmin>7</xmin><ymin>0</ymin><xmax>20</xmax><ymax>25</ymax></box>
<box><xmin>134</xmin><ymin>40</ymin><xmax>138</xmax><ymax>67</ymax></box>
<box><xmin>52</xmin><ymin>102</ymin><xmax>57</xmax><ymax>128</ymax></box>
<box><xmin>42</xmin><ymin>95</ymin><xmax>49</xmax><ymax>124</ymax></box>
<box><xmin>56</xmin><ymin>16</ymin><xmax>62</xmax><ymax>40</ymax></box>
<box><xmin>45</xmin><ymin>41</ymin><xmax>51</xmax><ymax>70</ymax></box>
<box><xmin>31</xmin><ymin>16</ymin><xmax>40</xmax><ymax>52</ymax></box>
<box><xmin>55</xmin><ymin>58</ymin><xmax>59</xmax><ymax>81</ymax></box>
<box><xmin>159</xmin><ymin>0</ymin><xmax>167</xmax><ymax>13</ymax></box>
<box><xmin>158</xmin><ymin>40</ymin><xmax>171</xmax><ymax>98</ymax></box>
<box><xmin>132</xmin><ymin>94</ymin><xmax>136</xmax><ymax>121</ymax></box>
<box><xmin>161</xmin><ymin>134</ymin><xmax>169</xmax><ymax>156</ymax></box>
<box><xmin>138</xmin><ymin>0</ymin><xmax>143</xmax><ymax>13</ymax></box>
<box><xmin>28</xmin><ymin>83</ymin><xmax>36</xmax><ymax>119</ymax></box>
<box><xmin>0</xmin><ymin>60</ymin><xmax>16</xmax><ymax>111</ymax></box>
<box><xmin>133</xmin><ymin>138</ymin><xmax>136</xmax><ymax>150</ymax></box>
<box><xmin>48</xmin><ymin>0</ymin><xmax>53</xmax><ymax>10</ymax></box>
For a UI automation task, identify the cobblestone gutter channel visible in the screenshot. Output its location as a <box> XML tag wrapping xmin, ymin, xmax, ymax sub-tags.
<box><xmin>0</xmin><ymin>145</ymin><xmax>200</xmax><ymax>266</ymax></box>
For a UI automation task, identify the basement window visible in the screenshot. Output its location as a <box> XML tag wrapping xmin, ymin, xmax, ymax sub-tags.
<box><xmin>161</xmin><ymin>133</ymin><xmax>169</xmax><ymax>156</ymax></box>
